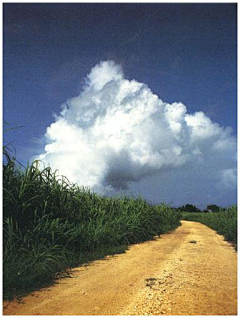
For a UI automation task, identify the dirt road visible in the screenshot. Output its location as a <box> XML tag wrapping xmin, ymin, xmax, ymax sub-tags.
<box><xmin>3</xmin><ymin>221</ymin><xmax>237</xmax><ymax>315</ymax></box>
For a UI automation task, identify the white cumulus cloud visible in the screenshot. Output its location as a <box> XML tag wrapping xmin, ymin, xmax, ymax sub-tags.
<box><xmin>37</xmin><ymin>60</ymin><xmax>237</xmax><ymax>207</ymax></box>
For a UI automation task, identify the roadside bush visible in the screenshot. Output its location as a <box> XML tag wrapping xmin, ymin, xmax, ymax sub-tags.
<box><xmin>3</xmin><ymin>152</ymin><xmax>181</xmax><ymax>299</ymax></box>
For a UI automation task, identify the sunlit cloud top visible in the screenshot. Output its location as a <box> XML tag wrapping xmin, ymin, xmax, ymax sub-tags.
<box><xmin>37</xmin><ymin>60</ymin><xmax>237</xmax><ymax>206</ymax></box>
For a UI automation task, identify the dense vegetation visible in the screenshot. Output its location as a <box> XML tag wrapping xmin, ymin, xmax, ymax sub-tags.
<box><xmin>182</xmin><ymin>207</ymin><xmax>237</xmax><ymax>249</ymax></box>
<box><xmin>3</xmin><ymin>151</ymin><xmax>181</xmax><ymax>300</ymax></box>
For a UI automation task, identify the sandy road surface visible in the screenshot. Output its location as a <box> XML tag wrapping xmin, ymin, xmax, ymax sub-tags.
<box><xmin>3</xmin><ymin>221</ymin><xmax>237</xmax><ymax>315</ymax></box>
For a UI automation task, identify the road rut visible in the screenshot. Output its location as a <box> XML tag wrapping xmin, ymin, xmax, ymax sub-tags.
<box><xmin>3</xmin><ymin>221</ymin><xmax>237</xmax><ymax>315</ymax></box>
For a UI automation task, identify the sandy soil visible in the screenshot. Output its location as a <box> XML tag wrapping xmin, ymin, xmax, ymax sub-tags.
<box><xmin>3</xmin><ymin>221</ymin><xmax>237</xmax><ymax>315</ymax></box>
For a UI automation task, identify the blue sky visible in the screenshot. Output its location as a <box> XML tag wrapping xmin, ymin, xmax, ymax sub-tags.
<box><xmin>3</xmin><ymin>3</ymin><xmax>237</xmax><ymax>208</ymax></box>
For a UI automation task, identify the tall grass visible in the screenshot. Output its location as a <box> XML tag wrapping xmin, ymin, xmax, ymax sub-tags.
<box><xmin>3</xmin><ymin>153</ymin><xmax>181</xmax><ymax>300</ymax></box>
<box><xmin>181</xmin><ymin>207</ymin><xmax>237</xmax><ymax>248</ymax></box>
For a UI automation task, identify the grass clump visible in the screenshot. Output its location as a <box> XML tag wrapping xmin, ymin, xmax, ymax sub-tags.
<box><xmin>3</xmin><ymin>153</ymin><xmax>181</xmax><ymax>300</ymax></box>
<box><xmin>182</xmin><ymin>207</ymin><xmax>237</xmax><ymax>248</ymax></box>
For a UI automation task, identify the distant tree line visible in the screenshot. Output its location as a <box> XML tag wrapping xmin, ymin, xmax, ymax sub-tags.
<box><xmin>176</xmin><ymin>204</ymin><xmax>223</xmax><ymax>213</ymax></box>
<box><xmin>177</xmin><ymin>204</ymin><xmax>201</xmax><ymax>213</ymax></box>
